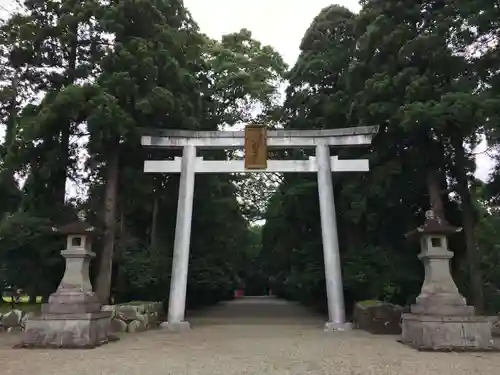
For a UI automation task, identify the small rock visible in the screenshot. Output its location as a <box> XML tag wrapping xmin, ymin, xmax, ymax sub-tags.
<box><xmin>20</xmin><ymin>312</ymin><xmax>33</xmax><ymax>328</ymax></box>
<box><xmin>7</xmin><ymin>326</ymin><xmax>23</xmax><ymax>333</ymax></box>
<box><xmin>102</xmin><ymin>305</ymin><xmax>116</xmax><ymax>318</ymax></box>
<box><xmin>492</xmin><ymin>318</ymin><xmax>500</xmax><ymax>337</ymax></box>
<box><xmin>116</xmin><ymin>306</ymin><xmax>141</xmax><ymax>322</ymax></box>
<box><xmin>1</xmin><ymin>310</ymin><xmax>23</xmax><ymax>328</ymax></box>
<box><xmin>140</xmin><ymin>313</ymin><xmax>149</xmax><ymax>328</ymax></box>
<box><xmin>148</xmin><ymin>313</ymin><xmax>159</xmax><ymax>328</ymax></box>
<box><xmin>127</xmin><ymin>319</ymin><xmax>146</xmax><ymax>333</ymax></box>
<box><xmin>110</xmin><ymin>317</ymin><xmax>128</xmax><ymax>333</ymax></box>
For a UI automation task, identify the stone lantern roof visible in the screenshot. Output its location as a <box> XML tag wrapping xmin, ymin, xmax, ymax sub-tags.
<box><xmin>405</xmin><ymin>210</ymin><xmax>462</xmax><ymax>238</ymax></box>
<box><xmin>53</xmin><ymin>220</ymin><xmax>96</xmax><ymax>236</ymax></box>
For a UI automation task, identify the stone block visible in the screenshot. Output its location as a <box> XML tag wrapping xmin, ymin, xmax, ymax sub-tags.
<box><xmin>96</xmin><ymin>302</ymin><xmax>163</xmax><ymax>334</ymax></box>
<box><xmin>19</xmin><ymin>311</ymin><xmax>112</xmax><ymax>349</ymax></box>
<box><xmin>101</xmin><ymin>305</ymin><xmax>116</xmax><ymax>318</ymax></box>
<box><xmin>148</xmin><ymin>312</ymin><xmax>159</xmax><ymax>328</ymax></box>
<box><xmin>492</xmin><ymin>317</ymin><xmax>500</xmax><ymax>337</ymax></box>
<box><xmin>127</xmin><ymin>319</ymin><xmax>146</xmax><ymax>333</ymax></box>
<box><xmin>1</xmin><ymin>310</ymin><xmax>23</xmax><ymax>328</ymax></box>
<box><xmin>43</xmin><ymin>291</ymin><xmax>102</xmax><ymax>314</ymax></box>
<box><xmin>353</xmin><ymin>301</ymin><xmax>402</xmax><ymax>334</ymax></box>
<box><xmin>401</xmin><ymin>313</ymin><xmax>495</xmax><ymax>351</ymax></box>
<box><xmin>20</xmin><ymin>313</ymin><xmax>32</xmax><ymax>329</ymax></box>
<box><xmin>116</xmin><ymin>306</ymin><xmax>141</xmax><ymax>322</ymax></box>
<box><xmin>141</xmin><ymin>313</ymin><xmax>149</xmax><ymax>328</ymax></box>
<box><xmin>410</xmin><ymin>303</ymin><xmax>475</xmax><ymax>316</ymax></box>
<box><xmin>110</xmin><ymin>317</ymin><xmax>127</xmax><ymax>333</ymax></box>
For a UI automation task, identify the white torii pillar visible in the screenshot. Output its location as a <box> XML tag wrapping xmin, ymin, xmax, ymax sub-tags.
<box><xmin>316</xmin><ymin>144</ymin><xmax>348</xmax><ymax>330</ymax></box>
<box><xmin>141</xmin><ymin>126</ymin><xmax>378</xmax><ymax>332</ymax></box>
<box><xmin>165</xmin><ymin>145</ymin><xmax>196</xmax><ymax>331</ymax></box>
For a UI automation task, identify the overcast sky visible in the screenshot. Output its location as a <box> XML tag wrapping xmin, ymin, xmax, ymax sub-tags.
<box><xmin>184</xmin><ymin>0</ymin><xmax>360</xmax><ymax>66</ymax></box>
<box><xmin>0</xmin><ymin>0</ymin><xmax>494</xmax><ymax>181</ymax></box>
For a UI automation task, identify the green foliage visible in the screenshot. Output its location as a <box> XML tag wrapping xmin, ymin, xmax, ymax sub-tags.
<box><xmin>119</xmin><ymin>241</ymin><xmax>172</xmax><ymax>302</ymax></box>
<box><xmin>473</xmin><ymin>183</ymin><xmax>500</xmax><ymax>311</ymax></box>
<box><xmin>262</xmin><ymin>0</ymin><xmax>500</xmax><ymax>313</ymax></box>
<box><xmin>202</xmin><ymin>28</ymin><xmax>287</xmax><ymax>126</ymax></box>
<box><xmin>0</xmin><ymin>212</ymin><xmax>64</xmax><ymax>298</ymax></box>
<box><xmin>0</xmin><ymin>0</ymin><xmax>284</xmax><ymax>308</ymax></box>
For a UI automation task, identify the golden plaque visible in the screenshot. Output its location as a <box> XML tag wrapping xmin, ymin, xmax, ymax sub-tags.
<box><xmin>244</xmin><ymin>124</ymin><xmax>268</xmax><ymax>169</ymax></box>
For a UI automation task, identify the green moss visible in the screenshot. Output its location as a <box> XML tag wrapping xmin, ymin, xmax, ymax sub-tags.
<box><xmin>117</xmin><ymin>301</ymin><xmax>157</xmax><ymax>306</ymax></box>
<box><xmin>357</xmin><ymin>300</ymin><xmax>383</xmax><ymax>308</ymax></box>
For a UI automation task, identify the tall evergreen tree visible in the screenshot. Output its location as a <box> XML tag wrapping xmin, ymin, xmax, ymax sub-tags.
<box><xmin>5</xmin><ymin>0</ymin><xmax>105</xmax><ymax>218</ymax></box>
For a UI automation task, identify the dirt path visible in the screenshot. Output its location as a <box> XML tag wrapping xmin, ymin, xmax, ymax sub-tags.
<box><xmin>1</xmin><ymin>297</ymin><xmax>499</xmax><ymax>375</ymax></box>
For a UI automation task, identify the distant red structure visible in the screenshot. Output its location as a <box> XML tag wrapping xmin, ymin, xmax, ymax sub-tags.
<box><xmin>234</xmin><ymin>289</ymin><xmax>244</xmax><ymax>298</ymax></box>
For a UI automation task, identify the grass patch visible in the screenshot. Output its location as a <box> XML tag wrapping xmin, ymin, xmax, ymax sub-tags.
<box><xmin>2</xmin><ymin>296</ymin><xmax>42</xmax><ymax>303</ymax></box>
<box><xmin>0</xmin><ymin>303</ymin><xmax>41</xmax><ymax>313</ymax></box>
<box><xmin>357</xmin><ymin>300</ymin><xmax>384</xmax><ymax>308</ymax></box>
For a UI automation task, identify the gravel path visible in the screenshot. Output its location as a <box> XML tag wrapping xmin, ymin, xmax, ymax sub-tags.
<box><xmin>1</xmin><ymin>297</ymin><xmax>499</xmax><ymax>375</ymax></box>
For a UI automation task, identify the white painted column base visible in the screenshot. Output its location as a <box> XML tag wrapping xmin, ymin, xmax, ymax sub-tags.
<box><xmin>324</xmin><ymin>321</ymin><xmax>352</xmax><ymax>332</ymax></box>
<box><xmin>160</xmin><ymin>321</ymin><xmax>191</xmax><ymax>332</ymax></box>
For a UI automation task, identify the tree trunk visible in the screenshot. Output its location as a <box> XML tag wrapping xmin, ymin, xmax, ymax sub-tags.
<box><xmin>424</xmin><ymin>136</ymin><xmax>447</xmax><ymax>219</ymax></box>
<box><xmin>452</xmin><ymin>135</ymin><xmax>484</xmax><ymax>312</ymax></box>
<box><xmin>150</xmin><ymin>194</ymin><xmax>159</xmax><ymax>249</ymax></box>
<box><xmin>54</xmin><ymin>123</ymin><xmax>71</xmax><ymax>209</ymax></box>
<box><xmin>95</xmin><ymin>142</ymin><xmax>120</xmax><ymax>304</ymax></box>
<box><xmin>120</xmin><ymin>209</ymin><xmax>125</xmax><ymax>235</ymax></box>
<box><xmin>426</xmin><ymin>168</ymin><xmax>445</xmax><ymax>219</ymax></box>
<box><xmin>0</xmin><ymin>74</ymin><xmax>19</xmax><ymax>184</ymax></box>
<box><xmin>29</xmin><ymin>288</ymin><xmax>38</xmax><ymax>305</ymax></box>
<box><xmin>54</xmin><ymin>26</ymin><xmax>78</xmax><ymax>208</ymax></box>
<box><xmin>5</xmin><ymin>75</ymin><xmax>18</xmax><ymax>151</ymax></box>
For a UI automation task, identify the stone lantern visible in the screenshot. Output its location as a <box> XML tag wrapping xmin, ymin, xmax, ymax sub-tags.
<box><xmin>401</xmin><ymin>210</ymin><xmax>494</xmax><ymax>350</ymax></box>
<box><xmin>20</xmin><ymin>220</ymin><xmax>113</xmax><ymax>348</ymax></box>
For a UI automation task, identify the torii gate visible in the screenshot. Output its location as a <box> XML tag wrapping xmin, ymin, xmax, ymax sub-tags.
<box><xmin>141</xmin><ymin>125</ymin><xmax>378</xmax><ymax>332</ymax></box>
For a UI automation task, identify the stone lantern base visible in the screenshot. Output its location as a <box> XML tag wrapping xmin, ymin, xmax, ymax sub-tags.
<box><xmin>401</xmin><ymin>313</ymin><xmax>495</xmax><ymax>351</ymax></box>
<box><xmin>20</xmin><ymin>310</ymin><xmax>112</xmax><ymax>349</ymax></box>
<box><xmin>16</xmin><ymin>219</ymin><xmax>115</xmax><ymax>349</ymax></box>
<box><xmin>401</xmin><ymin>211</ymin><xmax>496</xmax><ymax>351</ymax></box>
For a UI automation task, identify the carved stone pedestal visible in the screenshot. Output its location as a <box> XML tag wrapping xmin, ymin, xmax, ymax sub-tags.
<box><xmin>400</xmin><ymin>210</ymin><xmax>495</xmax><ymax>351</ymax></box>
<box><xmin>402</xmin><ymin>314</ymin><xmax>493</xmax><ymax>351</ymax></box>
<box><xmin>19</xmin><ymin>221</ymin><xmax>114</xmax><ymax>349</ymax></box>
<box><xmin>21</xmin><ymin>311</ymin><xmax>112</xmax><ymax>348</ymax></box>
